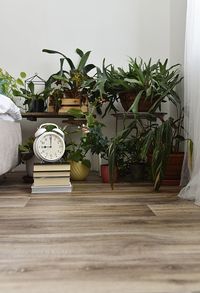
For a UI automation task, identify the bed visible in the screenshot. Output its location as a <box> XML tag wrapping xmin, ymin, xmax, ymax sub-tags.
<box><xmin>0</xmin><ymin>95</ymin><xmax>22</xmax><ymax>176</ymax></box>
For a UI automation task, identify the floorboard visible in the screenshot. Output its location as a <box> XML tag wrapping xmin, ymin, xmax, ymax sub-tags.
<box><xmin>0</xmin><ymin>172</ymin><xmax>199</xmax><ymax>293</ymax></box>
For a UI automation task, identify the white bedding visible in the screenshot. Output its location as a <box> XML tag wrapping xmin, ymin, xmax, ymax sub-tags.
<box><xmin>0</xmin><ymin>121</ymin><xmax>22</xmax><ymax>175</ymax></box>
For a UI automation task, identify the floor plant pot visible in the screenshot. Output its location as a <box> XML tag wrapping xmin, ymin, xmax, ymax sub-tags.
<box><xmin>148</xmin><ymin>153</ymin><xmax>184</xmax><ymax>186</ymax></box>
<box><xmin>101</xmin><ymin>164</ymin><xmax>117</xmax><ymax>183</ymax></box>
<box><xmin>162</xmin><ymin>153</ymin><xmax>184</xmax><ymax>185</ymax></box>
<box><xmin>70</xmin><ymin>161</ymin><xmax>90</xmax><ymax>181</ymax></box>
<box><xmin>130</xmin><ymin>163</ymin><xmax>146</xmax><ymax>181</ymax></box>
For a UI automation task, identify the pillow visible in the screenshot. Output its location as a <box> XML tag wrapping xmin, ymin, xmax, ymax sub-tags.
<box><xmin>0</xmin><ymin>94</ymin><xmax>22</xmax><ymax>121</ymax></box>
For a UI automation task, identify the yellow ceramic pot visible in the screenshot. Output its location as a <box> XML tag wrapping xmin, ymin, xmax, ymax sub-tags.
<box><xmin>70</xmin><ymin>161</ymin><xmax>90</xmax><ymax>181</ymax></box>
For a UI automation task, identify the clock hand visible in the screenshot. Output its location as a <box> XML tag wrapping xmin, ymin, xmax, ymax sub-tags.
<box><xmin>50</xmin><ymin>136</ymin><xmax>52</xmax><ymax>148</ymax></box>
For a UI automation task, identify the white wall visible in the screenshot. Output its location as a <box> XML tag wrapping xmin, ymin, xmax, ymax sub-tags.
<box><xmin>1</xmin><ymin>0</ymin><xmax>171</xmax><ymax>75</ymax></box>
<box><xmin>170</xmin><ymin>0</ymin><xmax>187</xmax><ymax>104</ymax></box>
<box><xmin>0</xmin><ymin>0</ymin><xmax>186</xmax><ymax>169</ymax></box>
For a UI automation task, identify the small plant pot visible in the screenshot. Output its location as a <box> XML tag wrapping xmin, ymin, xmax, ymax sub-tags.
<box><xmin>70</xmin><ymin>161</ymin><xmax>90</xmax><ymax>181</ymax></box>
<box><xmin>130</xmin><ymin>163</ymin><xmax>146</xmax><ymax>181</ymax></box>
<box><xmin>26</xmin><ymin>156</ymin><xmax>35</xmax><ymax>177</ymax></box>
<box><xmin>29</xmin><ymin>99</ymin><xmax>46</xmax><ymax>112</ymax></box>
<box><xmin>101</xmin><ymin>164</ymin><xmax>117</xmax><ymax>183</ymax></box>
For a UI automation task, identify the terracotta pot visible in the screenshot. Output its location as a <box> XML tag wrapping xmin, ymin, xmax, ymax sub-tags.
<box><xmin>148</xmin><ymin>153</ymin><xmax>184</xmax><ymax>186</ymax></box>
<box><xmin>101</xmin><ymin>164</ymin><xmax>117</xmax><ymax>183</ymax></box>
<box><xmin>70</xmin><ymin>161</ymin><xmax>90</xmax><ymax>181</ymax></box>
<box><xmin>119</xmin><ymin>91</ymin><xmax>155</xmax><ymax>112</ymax></box>
<box><xmin>162</xmin><ymin>153</ymin><xmax>184</xmax><ymax>185</ymax></box>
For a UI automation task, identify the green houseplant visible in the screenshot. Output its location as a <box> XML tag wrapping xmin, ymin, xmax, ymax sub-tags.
<box><xmin>89</xmin><ymin>58</ymin><xmax>183</xmax><ymax>116</ymax></box>
<box><xmin>19</xmin><ymin>137</ymin><xmax>35</xmax><ymax>179</ymax></box>
<box><xmin>140</xmin><ymin>114</ymin><xmax>185</xmax><ymax>190</ymax></box>
<box><xmin>0</xmin><ymin>68</ymin><xmax>26</xmax><ymax>103</ymax></box>
<box><xmin>63</xmin><ymin>121</ymin><xmax>91</xmax><ymax>181</ymax></box>
<box><xmin>116</xmin><ymin>58</ymin><xmax>183</xmax><ymax>113</ymax></box>
<box><xmin>42</xmin><ymin>48</ymin><xmax>95</xmax><ymax>112</ymax></box>
<box><xmin>14</xmin><ymin>81</ymin><xmax>51</xmax><ymax>112</ymax></box>
<box><xmin>108</xmin><ymin>110</ymin><xmax>185</xmax><ymax>191</ymax></box>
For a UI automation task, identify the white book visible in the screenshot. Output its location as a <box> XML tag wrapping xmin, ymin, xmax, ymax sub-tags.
<box><xmin>34</xmin><ymin>177</ymin><xmax>70</xmax><ymax>186</ymax></box>
<box><xmin>33</xmin><ymin>171</ymin><xmax>70</xmax><ymax>178</ymax></box>
<box><xmin>34</xmin><ymin>163</ymin><xmax>70</xmax><ymax>172</ymax></box>
<box><xmin>31</xmin><ymin>183</ymin><xmax>72</xmax><ymax>194</ymax></box>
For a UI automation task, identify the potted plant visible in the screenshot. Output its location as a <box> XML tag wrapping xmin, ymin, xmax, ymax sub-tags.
<box><xmin>42</xmin><ymin>48</ymin><xmax>95</xmax><ymax>112</ymax></box>
<box><xmin>79</xmin><ymin>113</ymin><xmax>111</xmax><ymax>182</ymax></box>
<box><xmin>0</xmin><ymin>68</ymin><xmax>26</xmax><ymax>103</ymax></box>
<box><xmin>65</xmin><ymin>107</ymin><xmax>115</xmax><ymax>183</ymax></box>
<box><xmin>14</xmin><ymin>81</ymin><xmax>51</xmax><ymax>112</ymax></box>
<box><xmin>140</xmin><ymin>114</ymin><xmax>185</xmax><ymax>190</ymax></box>
<box><xmin>63</xmin><ymin>122</ymin><xmax>91</xmax><ymax>181</ymax></box>
<box><xmin>115</xmin><ymin>136</ymin><xmax>146</xmax><ymax>182</ymax></box>
<box><xmin>108</xmin><ymin>108</ymin><xmax>185</xmax><ymax>191</ymax></box>
<box><xmin>18</xmin><ymin>137</ymin><xmax>35</xmax><ymax>180</ymax></box>
<box><xmin>66</xmin><ymin>144</ymin><xmax>91</xmax><ymax>181</ymax></box>
<box><xmin>89</xmin><ymin>58</ymin><xmax>183</xmax><ymax>116</ymax></box>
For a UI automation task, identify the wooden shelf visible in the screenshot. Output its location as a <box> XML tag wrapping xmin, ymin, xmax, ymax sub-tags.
<box><xmin>21</xmin><ymin>112</ymin><xmax>86</xmax><ymax>122</ymax></box>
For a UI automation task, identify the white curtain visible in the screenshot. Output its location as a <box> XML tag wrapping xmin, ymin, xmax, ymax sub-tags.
<box><xmin>179</xmin><ymin>0</ymin><xmax>200</xmax><ymax>202</ymax></box>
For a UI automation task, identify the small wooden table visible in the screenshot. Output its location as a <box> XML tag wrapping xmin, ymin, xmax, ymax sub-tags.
<box><xmin>112</xmin><ymin>112</ymin><xmax>167</xmax><ymax>133</ymax></box>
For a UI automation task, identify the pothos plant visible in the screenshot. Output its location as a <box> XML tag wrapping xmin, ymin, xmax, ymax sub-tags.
<box><xmin>0</xmin><ymin>68</ymin><xmax>26</xmax><ymax>101</ymax></box>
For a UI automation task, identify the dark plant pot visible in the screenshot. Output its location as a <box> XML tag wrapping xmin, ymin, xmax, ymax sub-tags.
<box><xmin>119</xmin><ymin>91</ymin><xmax>155</xmax><ymax>112</ymax></box>
<box><xmin>29</xmin><ymin>99</ymin><xmax>46</xmax><ymax>112</ymax></box>
<box><xmin>20</xmin><ymin>151</ymin><xmax>34</xmax><ymax>161</ymax></box>
<box><xmin>162</xmin><ymin>152</ymin><xmax>184</xmax><ymax>185</ymax></box>
<box><xmin>130</xmin><ymin>163</ymin><xmax>146</xmax><ymax>181</ymax></box>
<box><xmin>101</xmin><ymin>164</ymin><xmax>117</xmax><ymax>183</ymax></box>
<box><xmin>148</xmin><ymin>152</ymin><xmax>184</xmax><ymax>186</ymax></box>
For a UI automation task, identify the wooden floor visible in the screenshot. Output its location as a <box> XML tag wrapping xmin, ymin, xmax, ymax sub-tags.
<box><xmin>0</xmin><ymin>172</ymin><xmax>200</xmax><ymax>293</ymax></box>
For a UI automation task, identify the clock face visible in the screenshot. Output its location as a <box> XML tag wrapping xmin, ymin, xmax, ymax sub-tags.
<box><xmin>35</xmin><ymin>132</ymin><xmax>65</xmax><ymax>162</ymax></box>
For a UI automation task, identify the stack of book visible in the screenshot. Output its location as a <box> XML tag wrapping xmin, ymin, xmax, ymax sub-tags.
<box><xmin>31</xmin><ymin>163</ymin><xmax>72</xmax><ymax>193</ymax></box>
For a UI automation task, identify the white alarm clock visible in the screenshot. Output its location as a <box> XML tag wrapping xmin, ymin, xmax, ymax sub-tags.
<box><xmin>33</xmin><ymin>123</ymin><xmax>65</xmax><ymax>162</ymax></box>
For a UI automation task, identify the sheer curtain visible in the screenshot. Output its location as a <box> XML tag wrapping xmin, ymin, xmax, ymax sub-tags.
<box><xmin>179</xmin><ymin>0</ymin><xmax>200</xmax><ymax>202</ymax></box>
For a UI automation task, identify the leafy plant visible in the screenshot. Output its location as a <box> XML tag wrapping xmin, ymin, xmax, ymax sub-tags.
<box><xmin>43</xmin><ymin>48</ymin><xmax>95</xmax><ymax>102</ymax></box>
<box><xmin>63</xmin><ymin>124</ymin><xmax>91</xmax><ymax>168</ymax></box>
<box><xmin>125</xmin><ymin>58</ymin><xmax>183</xmax><ymax>113</ymax></box>
<box><xmin>89</xmin><ymin>58</ymin><xmax>183</xmax><ymax>116</ymax></box>
<box><xmin>108</xmin><ymin>110</ymin><xmax>185</xmax><ymax>191</ymax></box>
<box><xmin>14</xmin><ymin>81</ymin><xmax>51</xmax><ymax>112</ymax></box>
<box><xmin>0</xmin><ymin>68</ymin><xmax>25</xmax><ymax>100</ymax></box>
<box><xmin>18</xmin><ymin>137</ymin><xmax>34</xmax><ymax>162</ymax></box>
